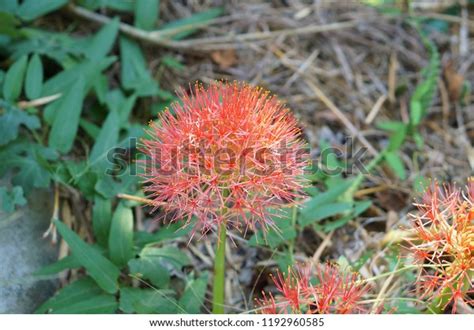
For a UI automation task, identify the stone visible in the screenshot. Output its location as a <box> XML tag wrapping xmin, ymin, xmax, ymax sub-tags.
<box><xmin>0</xmin><ymin>189</ymin><xmax>58</xmax><ymax>313</ymax></box>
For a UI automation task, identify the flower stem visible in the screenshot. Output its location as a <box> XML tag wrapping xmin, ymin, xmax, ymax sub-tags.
<box><xmin>212</xmin><ymin>223</ymin><xmax>227</xmax><ymax>314</ymax></box>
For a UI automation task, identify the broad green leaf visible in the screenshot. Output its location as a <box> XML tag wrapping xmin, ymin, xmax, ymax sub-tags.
<box><xmin>119</xmin><ymin>37</ymin><xmax>158</xmax><ymax>95</ymax></box>
<box><xmin>108</xmin><ymin>203</ymin><xmax>134</xmax><ymax>267</ymax></box>
<box><xmin>79</xmin><ymin>0</ymin><xmax>134</xmax><ymax>12</ymax></box>
<box><xmin>0</xmin><ymin>185</ymin><xmax>26</xmax><ymax>213</ymax></box>
<box><xmin>384</xmin><ymin>151</ymin><xmax>406</xmax><ymax>180</ymax></box>
<box><xmin>92</xmin><ymin>195</ymin><xmax>112</xmax><ymax>247</ymax></box>
<box><xmin>140</xmin><ymin>246</ymin><xmax>190</xmax><ymax>270</ymax></box>
<box><xmin>33</xmin><ymin>255</ymin><xmax>81</xmax><ymax>276</ymax></box>
<box><xmin>17</xmin><ymin>0</ymin><xmax>68</xmax><ymax>21</ymax></box>
<box><xmin>0</xmin><ymin>0</ymin><xmax>18</xmax><ymax>13</ymax></box>
<box><xmin>105</xmin><ymin>89</ymin><xmax>137</xmax><ymax>125</ymax></box>
<box><xmin>128</xmin><ymin>257</ymin><xmax>170</xmax><ymax>289</ymax></box>
<box><xmin>298</xmin><ymin>202</ymin><xmax>354</xmax><ymax>227</ymax></box>
<box><xmin>249</xmin><ymin>208</ymin><xmax>296</xmax><ymax>248</ymax></box>
<box><xmin>54</xmin><ymin>220</ymin><xmax>120</xmax><ymax>293</ymax></box>
<box><xmin>42</xmin><ymin>57</ymin><xmax>116</xmax><ymax>96</ymax></box>
<box><xmin>178</xmin><ymin>272</ymin><xmax>209</xmax><ymax>314</ymax></box>
<box><xmin>387</xmin><ymin>125</ymin><xmax>407</xmax><ymax>151</ymax></box>
<box><xmin>0</xmin><ymin>11</ymin><xmax>20</xmax><ymax>37</ymax></box>
<box><xmin>11</xmin><ymin>28</ymin><xmax>83</xmax><ymax>66</ymax></box>
<box><xmin>48</xmin><ymin>78</ymin><xmax>85</xmax><ymax>153</ymax></box>
<box><xmin>300</xmin><ymin>180</ymin><xmax>353</xmax><ymax>218</ymax></box>
<box><xmin>35</xmin><ymin>277</ymin><xmax>117</xmax><ymax>314</ymax></box>
<box><xmin>0</xmin><ymin>99</ymin><xmax>40</xmax><ymax>145</ymax></box>
<box><xmin>84</xmin><ymin>18</ymin><xmax>120</xmax><ymax>59</ymax></box>
<box><xmin>36</xmin><ymin>277</ymin><xmax>102</xmax><ymax>313</ymax></box>
<box><xmin>134</xmin><ymin>0</ymin><xmax>159</xmax><ymax>31</ymax></box>
<box><xmin>119</xmin><ymin>287</ymin><xmax>178</xmax><ymax>314</ymax></box>
<box><xmin>79</xmin><ymin>118</ymin><xmax>100</xmax><ymax>140</ymax></box>
<box><xmin>158</xmin><ymin>7</ymin><xmax>223</xmax><ymax>40</ymax></box>
<box><xmin>2</xmin><ymin>55</ymin><xmax>27</xmax><ymax>101</ymax></box>
<box><xmin>89</xmin><ymin>110</ymin><xmax>120</xmax><ymax>170</ymax></box>
<box><xmin>319</xmin><ymin>200</ymin><xmax>372</xmax><ymax>232</ymax></box>
<box><xmin>0</xmin><ymin>141</ymin><xmax>57</xmax><ymax>192</ymax></box>
<box><xmin>376</xmin><ymin>120</ymin><xmax>405</xmax><ymax>132</ymax></box>
<box><xmin>25</xmin><ymin>54</ymin><xmax>43</xmax><ymax>100</ymax></box>
<box><xmin>134</xmin><ymin>222</ymin><xmax>192</xmax><ymax>248</ymax></box>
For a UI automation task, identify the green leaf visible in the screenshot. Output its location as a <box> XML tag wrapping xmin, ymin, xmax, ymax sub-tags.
<box><xmin>105</xmin><ymin>89</ymin><xmax>137</xmax><ymax>125</ymax></box>
<box><xmin>0</xmin><ymin>185</ymin><xmax>26</xmax><ymax>213</ymax></box>
<box><xmin>298</xmin><ymin>202</ymin><xmax>354</xmax><ymax>227</ymax></box>
<box><xmin>36</xmin><ymin>277</ymin><xmax>117</xmax><ymax>314</ymax></box>
<box><xmin>134</xmin><ymin>0</ymin><xmax>159</xmax><ymax>31</ymax></box>
<box><xmin>89</xmin><ymin>110</ymin><xmax>120</xmax><ymax>171</ymax></box>
<box><xmin>134</xmin><ymin>222</ymin><xmax>192</xmax><ymax>248</ymax></box>
<box><xmin>376</xmin><ymin>120</ymin><xmax>405</xmax><ymax>132</ymax></box>
<box><xmin>92</xmin><ymin>195</ymin><xmax>112</xmax><ymax>247</ymax></box>
<box><xmin>384</xmin><ymin>151</ymin><xmax>406</xmax><ymax>180</ymax></box>
<box><xmin>0</xmin><ymin>11</ymin><xmax>20</xmax><ymax>37</ymax></box>
<box><xmin>108</xmin><ymin>203</ymin><xmax>134</xmax><ymax>267</ymax></box>
<box><xmin>128</xmin><ymin>257</ymin><xmax>170</xmax><ymax>289</ymax></box>
<box><xmin>178</xmin><ymin>272</ymin><xmax>209</xmax><ymax>314</ymax></box>
<box><xmin>48</xmin><ymin>77</ymin><xmax>85</xmax><ymax>153</ymax></box>
<box><xmin>140</xmin><ymin>246</ymin><xmax>190</xmax><ymax>270</ymax></box>
<box><xmin>17</xmin><ymin>0</ymin><xmax>68</xmax><ymax>21</ymax></box>
<box><xmin>33</xmin><ymin>255</ymin><xmax>81</xmax><ymax>276</ymax></box>
<box><xmin>119</xmin><ymin>36</ymin><xmax>158</xmax><ymax>95</ymax></box>
<box><xmin>54</xmin><ymin>219</ymin><xmax>120</xmax><ymax>294</ymax></box>
<box><xmin>0</xmin><ymin>99</ymin><xmax>40</xmax><ymax>145</ymax></box>
<box><xmin>119</xmin><ymin>287</ymin><xmax>178</xmax><ymax>314</ymax></box>
<box><xmin>300</xmin><ymin>180</ymin><xmax>353</xmax><ymax>218</ymax></box>
<box><xmin>25</xmin><ymin>54</ymin><xmax>43</xmax><ymax>100</ymax></box>
<box><xmin>319</xmin><ymin>200</ymin><xmax>372</xmax><ymax>232</ymax></box>
<box><xmin>387</xmin><ymin>125</ymin><xmax>407</xmax><ymax>151</ymax></box>
<box><xmin>2</xmin><ymin>55</ymin><xmax>27</xmax><ymax>101</ymax></box>
<box><xmin>79</xmin><ymin>118</ymin><xmax>100</xmax><ymax>140</ymax></box>
<box><xmin>409</xmin><ymin>24</ymin><xmax>440</xmax><ymax>127</ymax></box>
<box><xmin>249</xmin><ymin>208</ymin><xmax>296</xmax><ymax>248</ymax></box>
<box><xmin>0</xmin><ymin>141</ymin><xmax>57</xmax><ymax>192</ymax></box>
<box><xmin>158</xmin><ymin>7</ymin><xmax>223</xmax><ymax>40</ymax></box>
<box><xmin>84</xmin><ymin>18</ymin><xmax>120</xmax><ymax>59</ymax></box>
<box><xmin>42</xmin><ymin>57</ymin><xmax>116</xmax><ymax>96</ymax></box>
<box><xmin>0</xmin><ymin>0</ymin><xmax>18</xmax><ymax>13</ymax></box>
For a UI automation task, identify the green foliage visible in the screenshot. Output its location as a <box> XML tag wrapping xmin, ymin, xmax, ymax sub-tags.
<box><xmin>134</xmin><ymin>0</ymin><xmax>159</xmax><ymax>31</ymax></box>
<box><xmin>54</xmin><ymin>219</ymin><xmax>121</xmax><ymax>294</ymax></box>
<box><xmin>25</xmin><ymin>54</ymin><xmax>43</xmax><ymax>100</ymax></box>
<box><xmin>2</xmin><ymin>55</ymin><xmax>27</xmax><ymax>101</ymax></box>
<box><xmin>108</xmin><ymin>203</ymin><xmax>134</xmax><ymax>267</ymax></box>
<box><xmin>0</xmin><ymin>99</ymin><xmax>40</xmax><ymax>146</ymax></box>
<box><xmin>377</xmin><ymin>18</ymin><xmax>441</xmax><ymax>179</ymax></box>
<box><xmin>0</xmin><ymin>185</ymin><xmax>26</xmax><ymax>213</ymax></box>
<box><xmin>35</xmin><ymin>277</ymin><xmax>118</xmax><ymax>314</ymax></box>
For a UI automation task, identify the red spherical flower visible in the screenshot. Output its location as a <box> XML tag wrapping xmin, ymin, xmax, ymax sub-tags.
<box><xmin>140</xmin><ymin>82</ymin><xmax>308</xmax><ymax>235</ymax></box>
<box><xmin>408</xmin><ymin>179</ymin><xmax>474</xmax><ymax>313</ymax></box>
<box><xmin>256</xmin><ymin>263</ymin><xmax>370</xmax><ymax>314</ymax></box>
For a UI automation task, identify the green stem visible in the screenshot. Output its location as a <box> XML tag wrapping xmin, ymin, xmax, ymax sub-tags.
<box><xmin>212</xmin><ymin>223</ymin><xmax>227</xmax><ymax>314</ymax></box>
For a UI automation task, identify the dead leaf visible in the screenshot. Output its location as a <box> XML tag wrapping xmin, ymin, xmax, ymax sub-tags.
<box><xmin>210</xmin><ymin>49</ymin><xmax>238</xmax><ymax>69</ymax></box>
<box><xmin>443</xmin><ymin>60</ymin><xmax>464</xmax><ymax>102</ymax></box>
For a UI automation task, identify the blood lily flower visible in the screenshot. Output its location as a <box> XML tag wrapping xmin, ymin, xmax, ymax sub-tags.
<box><xmin>140</xmin><ymin>81</ymin><xmax>308</xmax><ymax>314</ymax></box>
<box><xmin>408</xmin><ymin>180</ymin><xmax>474</xmax><ymax>313</ymax></box>
<box><xmin>140</xmin><ymin>82</ymin><xmax>308</xmax><ymax>235</ymax></box>
<box><xmin>256</xmin><ymin>263</ymin><xmax>370</xmax><ymax>314</ymax></box>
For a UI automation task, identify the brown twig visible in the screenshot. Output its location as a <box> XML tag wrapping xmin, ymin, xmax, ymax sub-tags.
<box><xmin>67</xmin><ymin>4</ymin><xmax>360</xmax><ymax>51</ymax></box>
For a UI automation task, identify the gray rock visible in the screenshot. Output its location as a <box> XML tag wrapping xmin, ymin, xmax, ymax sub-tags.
<box><xmin>0</xmin><ymin>189</ymin><xmax>58</xmax><ymax>313</ymax></box>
